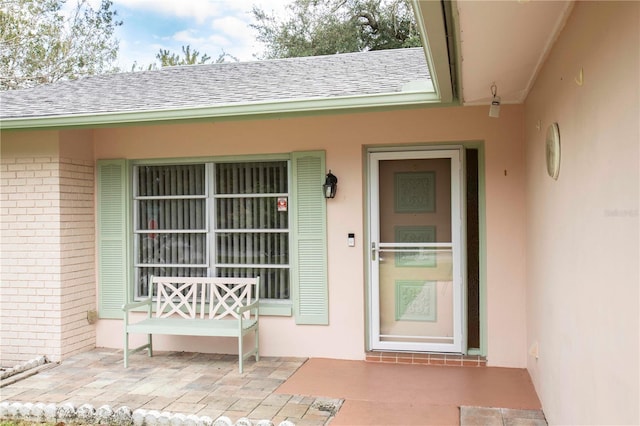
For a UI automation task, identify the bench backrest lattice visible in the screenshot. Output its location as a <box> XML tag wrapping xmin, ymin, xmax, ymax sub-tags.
<box><xmin>153</xmin><ymin>276</ymin><xmax>257</xmax><ymax>320</ymax></box>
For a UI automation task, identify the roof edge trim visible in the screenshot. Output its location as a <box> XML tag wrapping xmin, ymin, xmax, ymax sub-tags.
<box><xmin>0</xmin><ymin>91</ymin><xmax>440</xmax><ymax>130</ymax></box>
<box><xmin>412</xmin><ymin>0</ymin><xmax>454</xmax><ymax>104</ymax></box>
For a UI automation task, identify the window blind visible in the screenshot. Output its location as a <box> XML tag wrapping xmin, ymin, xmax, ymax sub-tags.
<box><xmin>214</xmin><ymin>161</ymin><xmax>290</xmax><ymax>300</ymax></box>
<box><xmin>133</xmin><ymin>161</ymin><xmax>290</xmax><ymax>300</ymax></box>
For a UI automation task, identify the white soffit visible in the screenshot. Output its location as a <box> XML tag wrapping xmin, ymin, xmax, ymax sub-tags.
<box><xmin>455</xmin><ymin>0</ymin><xmax>574</xmax><ymax>105</ymax></box>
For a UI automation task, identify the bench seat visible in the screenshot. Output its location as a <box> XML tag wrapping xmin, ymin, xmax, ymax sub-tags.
<box><xmin>126</xmin><ymin>317</ymin><xmax>258</xmax><ymax>337</ymax></box>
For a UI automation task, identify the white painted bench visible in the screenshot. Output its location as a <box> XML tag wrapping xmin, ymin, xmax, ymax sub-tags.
<box><xmin>122</xmin><ymin>276</ymin><xmax>260</xmax><ymax>373</ymax></box>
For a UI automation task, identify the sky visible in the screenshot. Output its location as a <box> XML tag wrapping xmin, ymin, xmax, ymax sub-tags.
<box><xmin>108</xmin><ymin>0</ymin><xmax>290</xmax><ymax>69</ymax></box>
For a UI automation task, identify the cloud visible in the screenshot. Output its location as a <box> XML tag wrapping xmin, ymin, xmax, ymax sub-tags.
<box><xmin>114</xmin><ymin>0</ymin><xmax>289</xmax><ymax>23</ymax></box>
<box><xmin>212</xmin><ymin>16</ymin><xmax>247</xmax><ymax>36</ymax></box>
<box><xmin>211</xmin><ymin>16</ymin><xmax>252</xmax><ymax>47</ymax></box>
<box><xmin>114</xmin><ymin>0</ymin><xmax>224</xmax><ymax>24</ymax></box>
<box><xmin>172</xmin><ymin>29</ymin><xmax>205</xmax><ymax>45</ymax></box>
<box><xmin>113</xmin><ymin>0</ymin><xmax>291</xmax><ymax>67</ymax></box>
<box><xmin>208</xmin><ymin>34</ymin><xmax>231</xmax><ymax>48</ymax></box>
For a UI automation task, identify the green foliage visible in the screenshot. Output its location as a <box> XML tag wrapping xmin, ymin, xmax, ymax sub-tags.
<box><xmin>251</xmin><ymin>0</ymin><xmax>421</xmax><ymax>59</ymax></box>
<box><xmin>156</xmin><ymin>45</ymin><xmax>238</xmax><ymax>67</ymax></box>
<box><xmin>129</xmin><ymin>45</ymin><xmax>238</xmax><ymax>71</ymax></box>
<box><xmin>156</xmin><ymin>45</ymin><xmax>212</xmax><ymax>67</ymax></box>
<box><xmin>0</xmin><ymin>0</ymin><xmax>121</xmax><ymax>90</ymax></box>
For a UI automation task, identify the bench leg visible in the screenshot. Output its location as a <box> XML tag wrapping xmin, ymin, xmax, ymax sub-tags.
<box><xmin>124</xmin><ymin>331</ymin><xmax>153</xmax><ymax>368</ymax></box>
<box><xmin>255</xmin><ymin>326</ymin><xmax>259</xmax><ymax>362</ymax></box>
<box><xmin>124</xmin><ymin>331</ymin><xmax>129</xmax><ymax>368</ymax></box>
<box><xmin>238</xmin><ymin>334</ymin><xmax>243</xmax><ymax>374</ymax></box>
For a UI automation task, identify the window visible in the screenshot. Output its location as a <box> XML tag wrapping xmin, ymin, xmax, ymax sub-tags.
<box><xmin>133</xmin><ymin>161</ymin><xmax>290</xmax><ymax>301</ymax></box>
<box><xmin>97</xmin><ymin>152</ymin><xmax>327</xmax><ymax>324</ymax></box>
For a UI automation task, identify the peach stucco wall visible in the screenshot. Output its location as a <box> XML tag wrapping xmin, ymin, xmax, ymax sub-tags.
<box><xmin>93</xmin><ymin>104</ymin><xmax>527</xmax><ymax>367</ymax></box>
<box><xmin>524</xmin><ymin>2</ymin><xmax>639</xmax><ymax>424</ymax></box>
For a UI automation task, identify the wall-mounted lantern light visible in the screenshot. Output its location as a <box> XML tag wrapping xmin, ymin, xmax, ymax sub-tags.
<box><xmin>323</xmin><ymin>170</ymin><xmax>338</xmax><ymax>199</ymax></box>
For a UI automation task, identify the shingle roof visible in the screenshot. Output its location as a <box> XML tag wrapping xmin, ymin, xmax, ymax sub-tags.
<box><xmin>0</xmin><ymin>48</ymin><xmax>430</xmax><ymax>121</ymax></box>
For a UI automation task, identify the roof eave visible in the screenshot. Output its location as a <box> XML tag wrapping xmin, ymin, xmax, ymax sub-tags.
<box><xmin>0</xmin><ymin>91</ymin><xmax>441</xmax><ymax>130</ymax></box>
<box><xmin>412</xmin><ymin>0</ymin><xmax>456</xmax><ymax>104</ymax></box>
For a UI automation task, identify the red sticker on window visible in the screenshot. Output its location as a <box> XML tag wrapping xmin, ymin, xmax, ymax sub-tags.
<box><xmin>277</xmin><ymin>197</ymin><xmax>288</xmax><ymax>212</ymax></box>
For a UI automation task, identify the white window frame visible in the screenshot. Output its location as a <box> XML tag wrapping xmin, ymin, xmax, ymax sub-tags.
<box><xmin>131</xmin><ymin>158</ymin><xmax>292</xmax><ymax>304</ymax></box>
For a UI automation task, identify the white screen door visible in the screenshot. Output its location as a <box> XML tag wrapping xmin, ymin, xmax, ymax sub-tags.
<box><xmin>369</xmin><ymin>149</ymin><xmax>463</xmax><ymax>353</ymax></box>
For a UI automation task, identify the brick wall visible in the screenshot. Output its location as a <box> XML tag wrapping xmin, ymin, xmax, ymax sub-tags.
<box><xmin>59</xmin><ymin>158</ymin><xmax>96</xmax><ymax>359</ymax></box>
<box><xmin>0</xmin><ymin>155</ymin><xmax>95</xmax><ymax>366</ymax></box>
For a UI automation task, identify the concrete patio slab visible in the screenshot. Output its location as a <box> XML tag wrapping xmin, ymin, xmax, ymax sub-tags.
<box><xmin>276</xmin><ymin>358</ymin><xmax>544</xmax><ymax>425</ymax></box>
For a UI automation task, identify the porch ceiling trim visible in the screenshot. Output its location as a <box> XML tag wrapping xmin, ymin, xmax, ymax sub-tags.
<box><xmin>0</xmin><ymin>90</ymin><xmax>441</xmax><ymax>130</ymax></box>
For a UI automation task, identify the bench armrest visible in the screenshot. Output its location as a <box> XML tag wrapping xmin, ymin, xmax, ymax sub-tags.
<box><xmin>123</xmin><ymin>298</ymin><xmax>153</xmax><ymax>328</ymax></box>
<box><xmin>123</xmin><ymin>298</ymin><xmax>152</xmax><ymax>312</ymax></box>
<box><xmin>237</xmin><ymin>299</ymin><xmax>260</xmax><ymax>315</ymax></box>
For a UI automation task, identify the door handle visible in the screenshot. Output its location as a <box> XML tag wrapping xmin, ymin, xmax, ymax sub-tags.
<box><xmin>371</xmin><ymin>242</ymin><xmax>377</xmax><ymax>261</ymax></box>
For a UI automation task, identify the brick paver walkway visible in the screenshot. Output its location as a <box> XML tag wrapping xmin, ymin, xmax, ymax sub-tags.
<box><xmin>1</xmin><ymin>349</ymin><xmax>340</xmax><ymax>425</ymax></box>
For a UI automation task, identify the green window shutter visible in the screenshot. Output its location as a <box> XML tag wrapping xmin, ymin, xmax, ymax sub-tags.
<box><xmin>291</xmin><ymin>151</ymin><xmax>329</xmax><ymax>325</ymax></box>
<box><xmin>97</xmin><ymin>159</ymin><xmax>128</xmax><ymax>319</ymax></box>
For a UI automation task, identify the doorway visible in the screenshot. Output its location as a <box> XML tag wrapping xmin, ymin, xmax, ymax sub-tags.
<box><xmin>368</xmin><ymin>149</ymin><xmax>463</xmax><ymax>353</ymax></box>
